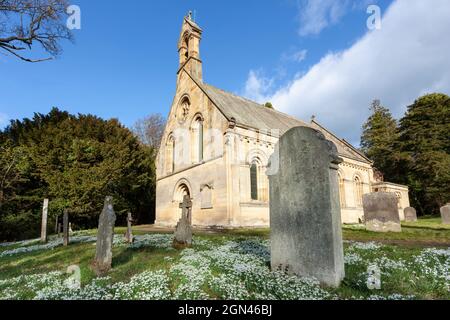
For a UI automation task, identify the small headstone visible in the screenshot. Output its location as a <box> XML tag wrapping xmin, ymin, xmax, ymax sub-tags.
<box><xmin>58</xmin><ymin>222</ymin><xmax>62</xmax><ymax>237</ymax></box>
<box><xmin>173</xmin><ymin>195</ymin><xmax>193</xmax><ymax>248</ymax></box>
<box><xmin>404</xmin><ymin>207</ymin><xmax>417</xmax><ymax>222</ymax></box>
<box><xmin>124</xmin><ymin>212</ymin><xmax>134</xmax><ymax>244</ymax></box>
<box><xmin>69</xmin><ymin>222</ymin><xmax>74</xmax><ymax>234</ymax></box>
<box><xmin>55</xmin><ymin>215</ymin><xmax>59</xmax><ymax>235</ymax></box>
<box><xmin>63</xmin><ymin>209</ymin><xmax>69</xmax><ymax>246</ymax></box>
<box><xmin>40</xmin><ymin>199</ymin><xmax>49</xmax><ymax>243</ymax></box>
<box><xmin>363</xmin><ymin>192</ymin><xmax>401</xmax><ymax>232</ymax></box>
<box><xmin>93</xmin><ymin>196</ymin><xmax>117</xmax><ymax>276</ymax></box>
<box><xmin>268</xmin><ymin>126</ymin><xmax>345</xmax><ymax>287</ymax></box>
<box><xmin>441</xmin><ymin>204</ymin><xmax>450</xmax><ymax>225</ymax></box>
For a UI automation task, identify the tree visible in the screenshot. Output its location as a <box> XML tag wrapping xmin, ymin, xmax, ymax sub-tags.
<box><xmin>132</xmin><ymin>113</ymin><xmax>166</xmax><ymax>151</ymax></box>
<box><xmin>0</xmin><ymin>0</ymin><xmax>73</xmax><ymax>62</ymax></box>
<box><xmin>1</xmin><ymin>108</ymin><xmax>156</xmax><ymax>240</ymax></box>
<box><xmin>361</xmin><ymin>100</ymin><xmax>399</xmax><ymax>180</ymax></box>
<box><xmin>397</xmin><ymin>93</ymin><xmax>450</xmax><ymax>215</ymax></box>
<box><xmin>264</xmin><ymin>102</ymin><xmax>274</xmax><ymax>109</ymax></box>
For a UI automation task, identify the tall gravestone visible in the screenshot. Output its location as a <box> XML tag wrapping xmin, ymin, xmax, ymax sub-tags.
<box><xmin>441</xmin><ymin>204</ymin><xmax>450</xmax><ymax>225</ymax></box>
<box><xmin>173</xmin><ymin>195</ymin><xmax>193</xmax><ymax>248</ymax></box>
<box><xmin>124</xmin><ymin>212</ymin><xmax>134</xmax><ymax>244</ymax></box>
<box><xmin>93</xmin><ymin>196</ymin><xmax>116</xmax><ymax>276</ymax></box>
<box><xmin>363</xmin><ymin>192</ymin><xmax>401</xmax><ymax>232</ymax></box>
<box><xmin>63</xmin><ymin>209</ymin><xmax>69</xmax><ymax>246</ymax></box>
<box><xmin>55</xmin><ymin>215</ymin><xmax>59</xmax><ymax>235</ymax></box>
<box><xmin>268</xmin><ymin>126</ymin><xmax>345</xmax><ymax>288</ymax></box>
<box><xmin>40</xmin><ymin>199</ymin><xmax>49</xmax><ymax>243</ymax></box>
<box><xmin>404</xmin><ymin>207</ymin><xmax>417</xmax><ymax>222</ymax></box>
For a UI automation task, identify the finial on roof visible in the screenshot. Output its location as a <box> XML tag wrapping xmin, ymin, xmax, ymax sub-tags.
<box><xmin>187</xmin><ymin>11</ymin><xmax>193</xmax><ymax>21</ymax></box>
<box><xmin>311</xmin><ymin>115</ymin><xmax>316</xmax><ymax>122</ymax></box>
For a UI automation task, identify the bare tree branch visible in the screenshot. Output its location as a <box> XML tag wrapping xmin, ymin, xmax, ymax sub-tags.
<box><xmin>0</xmin><ymin>0</ymin><xmax>73</xmax><ymax>62</ymax></box>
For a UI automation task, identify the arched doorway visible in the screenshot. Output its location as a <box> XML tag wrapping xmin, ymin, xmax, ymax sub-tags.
<box><xmin>173</xmin><ymin>179</ymin><xmax>192</xmax><ymax>220</ymax></box>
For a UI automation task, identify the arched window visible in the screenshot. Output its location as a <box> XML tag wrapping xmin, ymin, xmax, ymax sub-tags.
<box><xmin>354</xmin><ymin>175</ymin><xmax>363</xmax><ymax>207</ymax></box>
<box><xmin>199</xmin><ymin>121</ymin><xmax>203</xmax><ymax>161</ymax></box>
<box><xmin>191</xmin><ymin>115</ymin><xmax>204</xmax><ymax>163</ymax></box>
<box><xmin>166</xmin><ymin>135</ymin><xmax>175</xmax><ymax>174</ymax></box>
<box><xmin>338</xmin><ymin>173</ymin><xmax>346</xmax><ymax>208</ymax></box>
<box><xmin>250</xmin><ymin>162</ymin><xmax>258</xmax><ymax>200</ymax></box>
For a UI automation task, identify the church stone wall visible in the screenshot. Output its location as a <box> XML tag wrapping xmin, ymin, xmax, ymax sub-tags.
<box><xmin>156</xmin><ymin>70</ymin><xmax>231</xmax><ymax>227</ymax></box>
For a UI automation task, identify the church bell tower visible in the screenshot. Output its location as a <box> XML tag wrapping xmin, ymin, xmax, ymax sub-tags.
<box><xmin>178</xmin><ymin>11</ymin><xmax>203</xmax><ymax>81</ymax></box>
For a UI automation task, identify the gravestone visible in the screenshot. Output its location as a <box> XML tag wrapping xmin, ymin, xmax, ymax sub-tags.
<box><xmin>58</xmin><ymin>223</ymin><xmax>62</xmax><ymax>237</ymax></box>
<box><xmin>404</xmin><ymin>207</ymin><xmax>417</xmax><ymax>222</ymax></box>
<box><xmin>63</xmin><ymin>209</ymin><xmax>69</xmax><ymax>246</ymax></box>
<box><xmin>69</xmin><ymin>223</ymin><xmax>74</xmax><ymax>234</ymax></box>
<box><xmin>363</xmin><ymin>192</ymin><xmax>401</xmax><ymax>232</ymax></box>
<box><xmin>267</xmin><ymin>126</ymin><xmax>345</xmax><ymax>288</ymax></box>
<box><xmin>55</xmin><ymin>215</ymin><xmax>59</xmax><ymax>235</ymax></box>
<box><xmin>441</xmin><ymin>204</ymin><xmax>450</xmax><ymax>225</ymax></box>
<box><xmin>124</xmin><ymin>212</ymin><xmax>134</xmax><ymax>244</ymax></box>
<box><xmin>40</xmin><ymin>199</ymin><xmax>49</xmax><ymax>243</ymax></box>
<box><xmin>93</xmin><ymin>196</ymin><xmax>117</xmax><ymax>276</ymax></box>
<box><xmin>173</xmin><ymin>195</ymin><xmax>193</xmax><ymax>248</ymax></box>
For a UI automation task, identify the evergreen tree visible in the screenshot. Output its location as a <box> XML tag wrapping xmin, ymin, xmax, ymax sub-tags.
<box><xmin>398</xmin><ymin>93</ymin><xmax>450</xmax><ymax>215</ymax></box>
<box><xmin>0</xmin><ymin>108</ymin><xmax>156</xmax><ymax>240</ymax></box>
<box><xmin>361</xmin><ymin>100</ymin><xmax>399</xmax><ymax>180</ymax></box>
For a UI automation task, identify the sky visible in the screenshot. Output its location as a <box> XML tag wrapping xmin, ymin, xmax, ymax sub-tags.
<box><xmin>1</xmin><ymin>0</ymin><xmax>449</xmax><ymax>145</ymax></box>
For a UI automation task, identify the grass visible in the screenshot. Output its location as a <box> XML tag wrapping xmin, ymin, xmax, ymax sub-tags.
<box><xmin>0</xmin><ymin>217</ymin><xmax>448</xmax><ymax>300</ymax></box>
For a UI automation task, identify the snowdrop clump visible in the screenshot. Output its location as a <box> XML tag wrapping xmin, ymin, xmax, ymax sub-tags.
<box><xmin>0</xmin><ymin>236</ymin><xmax>96</xmax><ymax>258</ymax></box>
<box><xmin>1</xmin><ymin>234</ymin><xmax>449</xmax><ymax>300</ymax></box>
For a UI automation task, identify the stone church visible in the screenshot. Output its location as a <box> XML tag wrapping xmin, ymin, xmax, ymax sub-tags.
<box><xmin>155</xmin><ymin>14</ymin><xmax>410</xmax><ymax>227</ymax></box>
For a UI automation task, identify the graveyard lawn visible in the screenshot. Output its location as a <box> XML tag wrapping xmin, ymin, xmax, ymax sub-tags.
<box><xmin>0</xmin><ymin>219</ymin><xmax>449</xmax><ymax>300</ymax></box>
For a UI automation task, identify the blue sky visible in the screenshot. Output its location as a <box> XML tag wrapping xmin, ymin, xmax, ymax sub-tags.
<box><xmin>1</xmin><ymin>0</ymin><xmax>449</xmax><ymax>145</ymax></box>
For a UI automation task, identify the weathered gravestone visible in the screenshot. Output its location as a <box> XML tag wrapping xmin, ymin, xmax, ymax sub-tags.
<box><xmin>124</xmin><ymin>212</ymin><xmax>134</xmax><ymax>244</ymax></box>
<box><xmin>93</xmin><ymin>196</ymin><xmax>116</xmax><ymax>276</ymax></box>
<box><xmin>69</xmin><ymin>223</ymin><xmax>74</xmax><ymax>234</ymax></box>
<box><xmin>58</xmin><ymin>223</ymin><xmax>62</xmax><ymax>237</ymax></box>
<box><xmin>63</xmin><ymin>209</ymin><xmax>69</xmax><ymax>246</ymax></box>
<box><xmin>363</xmin><ymin>192</ymin><xmax>401</xmax><ymax>232</ymax></box>
<box><xmin>404</xmin><ymin>207</ymin><xmax>417</xmax><ymax>222</ymax></box>
<box><xmin>173</xmin><ymin>195</ymin><xmax>193</xmax><ymax>248</ymax></box>
<box><xmin>40</xmin><ymin>199</ymin><xmax>49</xmax><ymax>243</ymax></box>
<box><xmin>55</xmin><ymin>215</ymin><xmax>59</xmax><ymax>235</ymax></box>
<box><xmin>441</xmin><ymin>204</ymin><xmax>450</xmax><ymax>225</ymax></box>
<box><xmin>267</xmin><ymin>126</ymin><xmax>345</xmax><ymax>288</ymax></box>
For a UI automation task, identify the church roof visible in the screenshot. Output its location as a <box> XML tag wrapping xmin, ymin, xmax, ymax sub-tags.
<box><xmin>189</xmin><ymin>75</ymin><xmax>371</xmax><ymax>163</ymax></box>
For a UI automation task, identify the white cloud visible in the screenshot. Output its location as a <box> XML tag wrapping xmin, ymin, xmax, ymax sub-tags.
<box><xmin>243</xmin><ymin>70</ymin><xmax>274</xmax><ymax>103</ymax></box>
<box><xmin>254</xmin><ymin>0</ymin><xmax>450</xmax><ymax>145</ymax></box>
<box><xmin>298</xmin><ymin>0</ymin><xmax>349</xmax><ymax>36</ymax></box>
<box><xmin>283</xmin><ymin>49</ymin><xmax>308</xmax><ymax>63</ymax></box>
<box><xmin>298</xmin><ymin>0</ymin><xmax>378</xmax><ymax>36</ymax></box>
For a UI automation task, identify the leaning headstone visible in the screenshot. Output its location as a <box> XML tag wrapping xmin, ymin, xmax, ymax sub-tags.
<box><xmin>441</xmin><ymin>204</ymin><xmax>450</xmax><ymax>225</ymax></box>
<box><xmin>173</xmin><ymin>195</ymin><xmax>193</xmax><ymax>248</ymax></box>
<box><xmin>63</xmin><ymin>209</ymin><xmax>69</xmax><ymax>246</ymax></box>
<box><xmin>124</xmin><ymin>212</ymin><xmax>134</xmax><ymax>244</ymax></box>
<box><xmin>267</xmin><ymin>126</ymin><xmax>345</xmax><ymax>288</ymax></box>
<box><xmin>404</xmin><ymin>207</ymin><xmax>417</xmax><ymax>222</ymax></box>
<box><xmin>40</xmin><ymin>199</ymin><xmax>49</xmax><ymax>243</ymax></box>
<box><xmin>363</xmin><ymin>192</ymin><xmax>401</xmax><ymax>232</ymax></box>
<box><xmin>93</xmin><ymin>196</ymin><xmax>117</xmax><ymax>276</ymax></box>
